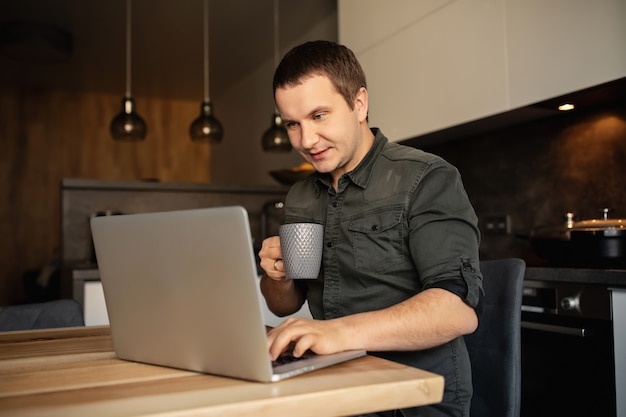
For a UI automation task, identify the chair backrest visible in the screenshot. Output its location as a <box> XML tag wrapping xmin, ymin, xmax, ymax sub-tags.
<box><xmin>0</xmin><ymin>299</ymin><xmax>84</xmax><ymax>331</ymax></box>
<box><xmin>465</xmin><ymin>258</ymin><xmax>525</xmax><ymax>417</ymax></box>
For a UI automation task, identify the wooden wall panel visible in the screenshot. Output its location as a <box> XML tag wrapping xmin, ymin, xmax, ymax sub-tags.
<box><xmin>0</xmin><ymin>88</ymin><xmax>210</xmax><ymax>305</ymax></box>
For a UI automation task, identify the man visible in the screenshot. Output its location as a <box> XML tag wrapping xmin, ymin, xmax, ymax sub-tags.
<box><xmin>258</xmin><ymin>40</ymin><xmax>483</xmax><ymax>417</ymax></box>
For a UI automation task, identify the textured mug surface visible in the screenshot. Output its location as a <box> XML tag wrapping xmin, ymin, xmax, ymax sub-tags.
<box><xmin>279</xmin><ymin>223</ymin><xmax>324</xmax><ymax>279</ymax></box>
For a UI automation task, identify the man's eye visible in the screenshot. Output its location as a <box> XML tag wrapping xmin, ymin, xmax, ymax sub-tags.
<box><xmin>313</xmin><ymin>113</ymin><xmax>325</xmax><ymax>121</ymax></box>
<box><xmin>285</xmin><ymin>122</ymin><xmax>298</xmax><ymax>130</ymax></box>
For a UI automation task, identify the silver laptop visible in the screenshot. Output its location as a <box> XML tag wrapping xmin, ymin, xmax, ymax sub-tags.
<box><xmin>90</xmin><ymin>206</ymin><xmax>365</xmax><ymax>382</ymax></box>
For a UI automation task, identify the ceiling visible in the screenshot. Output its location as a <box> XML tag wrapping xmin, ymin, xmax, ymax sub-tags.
<box><xmin>0</xmin><ymin>0</ymin><xmax>337</xmax><ymax>100</ymax></box>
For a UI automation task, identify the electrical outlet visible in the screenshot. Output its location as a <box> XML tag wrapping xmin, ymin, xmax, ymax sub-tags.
<box><xmin>483</xmin><ymin>215</ymin><xmax>511</xmax><ymax>235</ymax></box>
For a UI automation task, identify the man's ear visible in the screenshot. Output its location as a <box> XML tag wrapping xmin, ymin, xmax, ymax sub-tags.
<box><xmin>354</xmin><ymin>87</ymin><xmax>369</xmax><ymax>122</ymax></box>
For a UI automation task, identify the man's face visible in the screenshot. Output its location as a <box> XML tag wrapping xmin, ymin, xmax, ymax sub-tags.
<box><xmin>275</xmin><ymin>75</ymin><xmax>370</xmax><ymax>187</ymax></box>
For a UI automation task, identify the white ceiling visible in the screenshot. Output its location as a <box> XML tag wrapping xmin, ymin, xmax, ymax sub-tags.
<box><xmin>0</xmin><ymin>0</ymin><xmax>337</xmax><ymax>100</ymax></box>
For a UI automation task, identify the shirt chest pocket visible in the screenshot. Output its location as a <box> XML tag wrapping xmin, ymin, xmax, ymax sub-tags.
<box><xmin>348</xmin><ymin>208</ymin><xmax>405</xmax><ymax>274</ymax></box>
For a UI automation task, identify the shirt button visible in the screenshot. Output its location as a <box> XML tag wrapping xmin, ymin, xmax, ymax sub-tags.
<box><xmin>371</xmin><ymin>225</ymin><xmax>379</xmax><ymax>231</ymax></box>
<box><xmin>332</xmin><ymin>201</ymin><xmax>339</xmax><ymax>208</ymax></box>
<box><xmin>327</xmin><ymin>241</ymin><xmax>333</xmax><ymax>248</ymax></box>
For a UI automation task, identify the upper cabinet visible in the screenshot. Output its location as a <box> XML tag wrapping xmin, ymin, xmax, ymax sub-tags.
<box><xmin>339</xmin><ymin>0</ymin><xmax>626</xmax><ymax>143</ymax></box>
<box><xmin>506</xmin><ymin>0</ymin><xmax>626</xmax><ymax>108</ymax></box>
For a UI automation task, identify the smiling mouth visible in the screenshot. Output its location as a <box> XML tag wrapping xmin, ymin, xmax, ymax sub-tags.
<box><xmin>310</xmin><ymin>149</ymin><xmax>328</xmax><ymax>160</ymax></box>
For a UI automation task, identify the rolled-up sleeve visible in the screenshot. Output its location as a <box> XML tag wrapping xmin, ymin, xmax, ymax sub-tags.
<box><xmin>408</xmin><ymin>159</ymin><xmax>484</xmax><ymax>311</ymax></box>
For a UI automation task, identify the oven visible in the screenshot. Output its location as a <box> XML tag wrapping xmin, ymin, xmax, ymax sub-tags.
<box><xmin>520</xmin><ymin>276</ymin><xmax>616</xmax><ymax>417</ymax></box>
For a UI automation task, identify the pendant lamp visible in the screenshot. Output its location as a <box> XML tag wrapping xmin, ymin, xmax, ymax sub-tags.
<box><xmin>261</xmin><ymin>0</ymin><xmax>291</xmax><ymax>152</ymax></box>
<box><xmin>190</xmin><ymin>0</ymin><xmax>223</xmax><ymax>142</ymax></box>
<box><xmin>110</xmin><ymin>0</ymin><xmax>146</xmax><ymax>141</ymax></box>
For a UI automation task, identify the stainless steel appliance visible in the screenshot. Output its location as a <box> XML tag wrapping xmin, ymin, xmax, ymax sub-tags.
<box><xmin>520</xmin><ymin>268</ymin><xmax>620</xmax><ymax>417</ymax></box>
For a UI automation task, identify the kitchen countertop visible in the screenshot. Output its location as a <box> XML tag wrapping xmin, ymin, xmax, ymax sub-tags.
<box><xmin>76</xmin><ymin>265</ymin><xmax>626</xmax><ymax>286</ymax></box>
<box><xmin>62</xmin><ymin>178</ymin><xmax>289</xmax><ymax>193</ymax></box>
<box><xmin>526</xmin><ymin>266</ymin><xmax>626</xmax><ymax>286</ymax></box>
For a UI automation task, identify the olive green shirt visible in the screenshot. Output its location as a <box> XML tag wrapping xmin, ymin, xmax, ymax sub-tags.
<box><xmin>285</xmin><ymin>129</ymin><xmax>483</xmax><ymax>417</ymax></box>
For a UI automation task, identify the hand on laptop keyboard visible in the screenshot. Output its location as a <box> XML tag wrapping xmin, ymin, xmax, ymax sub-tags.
<box><xmin>272</xmin><ymin>349</ymin><xmax>315</xmax><ymax>367</ymax></box>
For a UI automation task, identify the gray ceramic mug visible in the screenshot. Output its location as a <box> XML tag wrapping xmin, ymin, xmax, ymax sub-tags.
<box><xmin>279</xmin><ymin>223</ymin><xmax>324</xmax><ymax>279</ymax></box>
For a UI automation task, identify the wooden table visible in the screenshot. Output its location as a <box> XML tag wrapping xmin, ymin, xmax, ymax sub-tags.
<box><xmin>0</xmin><ymin>326</ymin><xmax>444</xmax><ymax>417</ymax></box>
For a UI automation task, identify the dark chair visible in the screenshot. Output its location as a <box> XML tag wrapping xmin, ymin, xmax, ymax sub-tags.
<box><xmin>465</xmin><ymin>258</ymin><xmax>525</xmax><ymax>417</ymax></box>
<box><xmin>0</xmin><ymin>299</ymin><xmax>84</xmax><ymax>331</ymax></box>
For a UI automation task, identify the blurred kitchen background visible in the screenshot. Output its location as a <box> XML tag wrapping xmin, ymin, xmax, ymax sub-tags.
<box><xmin>1</xmin><ymin>0</ymin><xmax>625</xmax><ymax>306</ymax></box>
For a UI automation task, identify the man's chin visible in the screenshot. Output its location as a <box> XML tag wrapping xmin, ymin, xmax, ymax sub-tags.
<box><xmin>311</xmin><ymin>164</ymin><xmax>332</xmax><ymax>174</ymax></box>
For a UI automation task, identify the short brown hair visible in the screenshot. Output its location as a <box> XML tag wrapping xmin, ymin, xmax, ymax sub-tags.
<box><xmin>273</xmin><ymin>40</ymin><xmax>367</xmax><ymax>110</ymax></box>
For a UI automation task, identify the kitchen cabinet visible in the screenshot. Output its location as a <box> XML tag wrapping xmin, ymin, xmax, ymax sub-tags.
<box><xmin>506</xmin><ymin>0</ymin><xmax>626</xmax><ymax>108</ymax></box>
<box><xmin>338</xmin><ymin>0</ymin><xmax>626</xmax><ymax>143</ymax></box>
<box><xmin>339</xmin><ymin>0</ymin><xmax>508</xmax><ymax>142</ymax></box>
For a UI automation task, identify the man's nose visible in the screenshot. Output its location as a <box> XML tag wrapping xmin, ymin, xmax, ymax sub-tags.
<box><xmin>300</xmin><ymin>124</ymin><xmax>318</xmax><ymax>149</ymax></box>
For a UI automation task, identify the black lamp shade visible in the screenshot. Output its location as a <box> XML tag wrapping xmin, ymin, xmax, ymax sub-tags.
<box><xmin>262</xmin><ymin>112</ymin><xmax>291</xmax><ymax>152</ymax></box>
<box><xmin>110</xmin><ymin>97</ymin><xmax>147</xmax><ymax>141</ymax></box>
<box><xmin>190</xmin><ymin>101</ymin><xmax>223</xmax><ymax>142</ymax></box>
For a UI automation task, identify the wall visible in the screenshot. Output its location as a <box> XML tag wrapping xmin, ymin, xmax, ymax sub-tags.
<box><xmin>0</xmin><ymin>5</ymin><xmax>338</xmax><ymax>307</ymax></box>
<box><xmin>210</xmin><ymin>13</ymin><xmax>338</xmax><ymax>185</ymax></box>
<box><xmin>0</xmin><ymin>88</ymin><xmax>210</xmax><ymax>306</ymax></box>
<box><xmin>420</xmin><ymin>101</ymin><xmax>626</xmax><ymax>265</ymax></box>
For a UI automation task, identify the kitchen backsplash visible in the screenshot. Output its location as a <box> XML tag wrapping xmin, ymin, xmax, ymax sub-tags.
<box><xmin>418</xmin><ymin>102</ymin><xmax>626</xmax><ymax>264</ymax></box>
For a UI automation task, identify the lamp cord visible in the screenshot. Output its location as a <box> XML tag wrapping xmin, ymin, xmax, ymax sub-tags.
<box><xmin>273</xmin><ymin>0</ymin><xmax>279</xmax><ymax>69</ymax></box>
<box><xmin>125</xmin><ymin>0</ymin><xmax>132</xmax><ymax>98</ymax></box>
<box><xmin>203</xmin><ymin>0</ymin><xmax>210</xmax><ymax>102</ymax></box>
<box><xmin>273</xmin><ymin>0</ymin><xmax>279</xmax><ymax>113</ymax></box>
